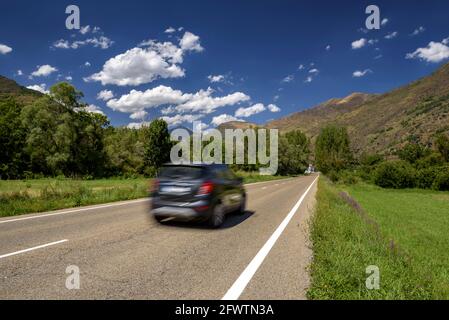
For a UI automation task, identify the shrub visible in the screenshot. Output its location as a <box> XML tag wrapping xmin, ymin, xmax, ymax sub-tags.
<box><xmin>432</xmin><ymin>171</ymin><xmax>449</xmax><ymax>191</ymax></box>
<box><xmin>416</xmin><ymin>166</ymin><xmax>441</xmax><ymax>189</ymax></box>
<box><xmin>373</xmin><ymin>161</ymin><xmax>416</xmax><ymax>189</ymax></box>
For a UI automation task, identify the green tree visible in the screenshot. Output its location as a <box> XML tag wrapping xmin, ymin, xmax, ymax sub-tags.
<box><xmin>315</xmin><ymin>125</ymin><xmax>352</xmax><ymax>174</ymax></box>
<box><xmin>0</xmin><ymin>98</ymin><xmax>28</xmax><ymax>179</ymax></box>
<box><xmin>278</xmin><ymin>130</ymin><xmax>310</xmax><ymax>175</ymax></box>
<box><xmin>144</xmin><ymin>119</ymin><xmax>172</xmax><ymax>176</ymax></box>
<box><xmin>397</xmin><ymin>143</ymin><xmax>429</xmax><ymax>164</ymax></box>
<box><xmin>435</xmin><ymin>134</ymin><xmax>449</xmax><ymax>162</ymax></box>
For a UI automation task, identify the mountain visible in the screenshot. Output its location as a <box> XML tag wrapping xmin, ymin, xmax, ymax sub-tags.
<box><xmin>265</xmin><ymin>62</ymin><xmax>449</xmax><ymax>155</ymax></box>
<box><xmin>0</xmin><ymin>75</ymin><xmax>42</xmax><ymax>104</ymax></box>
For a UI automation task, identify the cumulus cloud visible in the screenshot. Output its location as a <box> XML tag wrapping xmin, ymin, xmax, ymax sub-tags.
<box><xmin>309</xmin><ymin>68</ymin><xmax>319</xmax><ymax>74</ymax></box>
<box><xmin>84</xmin><ymin>104</ymin><xmax>105</xmax><ymax>115</ymax></box>
<box><xmin>180</xmin><ymin>31</ymin><xmax>204</xmax><ymax>52</ymax></box>
<box><xmin>161</xmin><ymin>114</ymin><xmax>204</xmax><ymax>126</ymax></box>
<box><xmin>27</xmin><ymin>83</ymin><xmax>49</xmax><ymax>94</ymax></box>
<box><xmin>97</xmin><ymin>90</ymin><xmax>114</xmax><ymax>101</ymax></box>
<box><xmin>208</xmin><ymin>74</ymin><xmax>225</xmax><ymax>83</ymax></box>
<box><xmin>164</xmin><ymin>27</ymin><xmax>176</xmax><ymax>34</ymax></box>
<box><xmin>30</xmin><ymin>65</ymin><xmax>58</xmax><ymax>77</ymax></box>
<box><xmin>127</xmin><ymin>122</ymin><xmax>150</xmax><ymax>129</ymax></box>
<box><xmin>106</xmin><ymin>85</ymin><xmax>250</xmax><ymax>115</ymax></box>
<box><xmin>406</xmin><ymin>40</ymin><xmax>449</xmax><ymax>63</ymax></box>
<box><xmin>0</xmin><ymin>43</ymin><xmax>12</xmax><ymax>54</ymax></box>
<box><xmin>130</xmin><ymin>110</ymin><xmax>148</xmax><ymax>120</ymax></box>
<box><xmin>304</xmin><ymin>76</ymin><xmax>313</xmax><ymax>83</ymax></box>
<box><xmin>235</xmin><ymin>103</ymin><xmax>266</xmax><ymax>118</ymax></box>
<box><xmin>326</xmin><ymin>45</ymin><xmax>331</xmax><ymax>51</ymax></box>
<box><xmin>86</xmin><ymin>32</ymin><xmax>202</xmax><ymax>86</ymax></box>
<box><xmin>443</xmin><ymin>37</ymin><xmax>449</xmax><ymax>45</ymax></box>
<box><xmin>385</xmin><ymin>31</ymin><xmax>398</xmax><ymax>40</ymax></box>
<box><xmin>211</xmin><ymin>114</ymin><xmax>242</xmax><ymax>126</ymax></box>
<box><xmin>84</xmin><ymin>61</ymin><xmax>91</xmax><ymax>67</ymax></box>
<box><xmin>298</xmin><ymin>64</ymin><xmax>305</xmax><ymax>70</ymax></box>
<box><xmin>353</xmin><ymin>69</ymin><xmax>372</xmax><ymax>77</ymax></box>
<box><xmin>381</xmin><ymin>18</ymin><xmax>389</xmax><ymax>26</ymax></box>
<box><xmin>352</xmin><ymin>38</ymin><xmax>367</xmax><ymax>49</ymax></box>
<box><xmin>268</xmin><ymin>104</ymin><xmax>281</xmax><ymax>113</ymax></box>
<box><xmin>17</xmin><ymin>70</ymin><xmax>23</xmax><ymax>76</ymax></box>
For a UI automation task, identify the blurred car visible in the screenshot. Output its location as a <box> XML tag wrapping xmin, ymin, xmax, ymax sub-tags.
<box><xmin>150</xmin><ymin>163</ymin><xmax>247</xmax><ymax>228</ymax></box>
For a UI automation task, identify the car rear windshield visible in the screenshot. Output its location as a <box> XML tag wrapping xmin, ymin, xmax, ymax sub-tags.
<box><xmin>158</xmin><ymin>166</ymin><xmax>206</xmax><ymax>180</ymax></box>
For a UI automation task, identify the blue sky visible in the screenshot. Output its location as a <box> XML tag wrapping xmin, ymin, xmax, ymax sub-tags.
<box><xmin>1</xmin><ymin>0</ymin><xmax>449</xmax><ymax>129</ymax></box>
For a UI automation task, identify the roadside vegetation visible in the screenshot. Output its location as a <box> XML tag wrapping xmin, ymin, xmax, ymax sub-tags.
<box><xmin>309</xmin><ymin>124</ymin><xmax>449</xmax><ymax>299</ymax></box>
<box><xmin>309</xmin><ymin>178</ymin><xmax>449</xmax><ymax>299</ymax></box>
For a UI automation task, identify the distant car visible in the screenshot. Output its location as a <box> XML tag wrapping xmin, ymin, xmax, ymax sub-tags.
<box><xmin>150</xmin><ymin>163</ymin><xmax>247</xmax><ymax>228</ymax></box>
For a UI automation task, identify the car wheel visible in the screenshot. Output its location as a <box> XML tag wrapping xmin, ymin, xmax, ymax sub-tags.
<box><xmin>209</xmin><ymin>203</ymin><xmax>225</xmax><ymax>228</ymax></box>
<box><xmin>237</xmin><ymin>197</ymin><xmax>246</xmax><ymax>215</ymax></box>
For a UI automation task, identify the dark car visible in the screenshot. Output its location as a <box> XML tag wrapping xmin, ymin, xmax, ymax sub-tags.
<box><xmin>150</xmin><ymin>163</ymin><xmax>246</xmax><ymax>228</ymax></box>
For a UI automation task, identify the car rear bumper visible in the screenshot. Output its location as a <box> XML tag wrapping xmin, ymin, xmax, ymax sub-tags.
<box><xmin>151</xmin><ymin>199</ymin><xmax>211</xmax><ymax>221</ymax></box>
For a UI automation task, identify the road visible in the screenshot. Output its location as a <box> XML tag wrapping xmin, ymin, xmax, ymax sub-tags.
<box><xmin>0</xmin><ymin>175</ymin><xmax>318</xmax><ymax>300</ymax></box>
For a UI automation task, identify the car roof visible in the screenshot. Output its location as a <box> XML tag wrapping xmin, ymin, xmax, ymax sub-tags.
<box><xmin>162</xmin><ymin>163</ymin><xmax>228</xmax><ymax>169</ymax></box>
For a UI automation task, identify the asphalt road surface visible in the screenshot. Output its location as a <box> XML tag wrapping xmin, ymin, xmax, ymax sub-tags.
<box><xmin>0</xmin><ymin>175</ymin><xmax>318</xmax><ymax>300</ymax></box>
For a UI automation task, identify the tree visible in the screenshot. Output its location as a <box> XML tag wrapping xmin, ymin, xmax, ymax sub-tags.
<box><xmin>315</xmin><ymin>125</ymin><xmax>352</xmax><ymax>174</ymax></box>
<box><xmin>144</xmin><ymin>120</ymin><xmax>172</xmax><ymax>176</ymax></box>
<box><xmin>397</xmin><ymin>143</ymin><xmax>429</xmax><ymax>164</ymax></box>
<box><xmin>435</xmin><ymin>134</ymin><xmax>449</xmax><ymax>162</ymax></box>
<box><xmin>0</xmin><ymin>98</ymin><xmax>28</xmax><ymax>179</ymax></box>
<box><xmin>50</xmin><ymin>82</ymin><xmax>83</xmax><ymax>110</ymax></box>
<box><xmin>278</xmin><ymin>130</ymin><xmax>310</xmax><ymax>175</ymax></box>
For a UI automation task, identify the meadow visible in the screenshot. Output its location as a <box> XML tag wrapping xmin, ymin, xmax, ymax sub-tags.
<box><xmin>308</xmin><ymin>178</ymin><xmax>449</xmax><ymax>300</ymax></box>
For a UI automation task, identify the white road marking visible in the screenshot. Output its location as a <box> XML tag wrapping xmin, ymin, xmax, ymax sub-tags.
<box><xmin>222</xmin><ymin>176</ymin><xmax>319</xmax><ymax>300</ymax></box>
<box><xmin>0</xmin><ymin>240</ymin><xmax>68</xmax><ymax>260</ymax></box>
<box><xmin>0</xmin><ymin>199</ymin><xmax>150</xmax><ymax>225</ymax></box>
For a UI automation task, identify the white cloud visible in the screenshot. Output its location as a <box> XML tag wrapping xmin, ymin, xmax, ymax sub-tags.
<box><xmin>26</xmin><ymin>83</ymin><xmax>49</xmax><ymax>94</ymax></box>
<box><xmin>0</xmin><ymin>43</ymin><xmax>12</xmax><ymax>54</ymax></box>
<box><xmin>443</xmin><ymin>37</ymin><xmax>449</xmax><ymax>45</ymax></box>
<box><xmin>127</xmin><ymin>122</ymin><xmax>150</xmax><ymax>129</ymax></box>
<box><xmin>84</xmin><ymin>61</ymin><xmax>91</xmax><ymax>67</ymax></box>
<box><xmin>326</xmin><ymin>45</ymin><xmax>331</xmax><ymax>51</ymax></box>
<box><xmin>282</xmin><ymin>75</ymin><xmax>294</xmax><ymax>83</ymax></box>
<box><xmin>130</xmin><ymin>110</ymin><xmax>148</xmax><ymax>120</ymax></box>
<box><xmin>385</xmin><ymin>31</ymin><xmax>398</xmax><ymax>40</ymax></box>
<box><xmin>161</xmin><ymin>114</ymin><xmax>204</xmax><ymax>126</ymax></box>
<box><xmin>208</xmin><ymin>74</ymin><xmax>225</xmax><ymax>83</ymax></box>
<box><xmin>304</xmin><ymin>76</ymin><xmax>313</xmax><ymax>83</ymax></box>
<box><xmin>235</xmin><ymin>103</ymin><xmax>266</xmax><ymax>118</ymax></box>
<box><xmin>97</xmin><ymin>90</ymin><xmax>114</xmax><ymax>101</ymax></box>
<box><xmin>406</xmin><ymin>40</ymin><xmax>449</xmax><ymax>63</ymax></box>
<box><xmin>65</xmin><ymin>76</ymin><xmax>73</xmax><ymax>81</ymax></box>
<box><xmin>53</xmin><ymin>36</ymin><xmax>114</xmax><ymax>50</ymax></box>
<box><xmin>107</xmin><ymin>85</ymin><xmax>250</xmax><ymax>115</ymax></box>
<box><xmin>179</xmin><ymin>31</ymin><xmax>204</xmax><ymax>52</ymax></box>
<box><xmin>268</xmin><ymin>104</ymin><xmax>281</xmax><ymax>113</ymax></box>
<box><xmin>368</xmin><ymin>39</ymin><xmax>379</xmax><ymax>45</ymax></box>
<box><xmin>273</xmin><ymin>95</ymin><xmax>280</xmax><ymax>102</ymax></box>
<box><xmin>164</xmin><ymin>27</ymin><xmax>176</xmax><ymax>34</ymax></box>
<box><xmin>298</xmin><ymin>64</ymin><xmax>305</xmax><ymax>70</ymax></box>
<box><xmin>80</xmin><ymin>25</ymin><xmax>91</xmax><ymax>35</ymax></box>
<box><xmin>309</xmin><ymin>68</ymin><xmax>319</xmax><ymax>74</ymax></box>
<box><xmin>352</xmin><ymin>38</ymin><xmax>367</xmax><ymax>49</ymax></box>
<box><xmin>411</xmin><ymin>26</ymin><xmax>425</xmax><ymax>36</ymax></box>
<box><xmin>381</xmin><ymin>18</ymin><xmax>389</xmax><ymax>26</ymax></box>
<box><xmin>353</xmin><ymin>69</ymin><xmax>372</xmax><ymax>77</ymax></box>
<box><xmin>17</xmin><ymin>70</ymin><xmax>23</xmax><ymax>76</ymax></box>
<box><xmin>30</xmin><ymin>65</ymin><xmax>58</xmax><ymax>77</ymax></box>
<box><xmin>87</xmin><ymin>32</ymin><xmax>202</xmax><ymax>86</ymax></box>
<box><xmin>211</xmin><ymin>114</ymin><xmax>242</xmax><ymax>126</ymax></box>
<box><xmin>83</xmin><ymin>104</ymin><xmax>105</xmax><ymax>115</ymax></box>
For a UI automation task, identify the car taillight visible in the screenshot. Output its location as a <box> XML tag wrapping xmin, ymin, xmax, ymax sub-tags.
<box><xmin>150</xmin><ymin>179</ymin><xmax>160</xmax><ymax>193</ymax></box>
<box><xmin>198</xmin><ymin>181</ymin><xmax>214</xmax><ymax>195</ymax></box>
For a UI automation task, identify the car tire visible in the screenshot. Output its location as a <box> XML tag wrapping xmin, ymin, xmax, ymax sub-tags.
<box><xmin>154</xmin><ymin>216</ymin><xmax>164</xmax><ymax>223</ymax></box>
<box><xmin>209</xmin><ymin>203</ymin><xmax>225</xmax><ymax>228</ymax></box>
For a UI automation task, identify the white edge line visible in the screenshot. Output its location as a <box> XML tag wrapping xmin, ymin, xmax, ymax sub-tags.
<box><xmin>0</xmin><ymin>239</ymin><xmax>68</xmax><ymax>259</ymax></box>
<box><xmin>0</xmin><ymin>198</ymin><xmax>150</xmax><ymax>225</ymax></box>
<box><xmin>222</xmin><ymin>176</ymin><xmax>319</xmax><ymax>300</ymax></box>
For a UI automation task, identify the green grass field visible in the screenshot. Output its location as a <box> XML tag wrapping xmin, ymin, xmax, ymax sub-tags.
<box><xmin>0</xmin><ymin>173</ymin><xmax>289</xmax><ymax>217</ymax></box>
<box><xmin>308</xmin><ymin>178</ymin><xmax>449</xmax><ymax>300</ymax></box>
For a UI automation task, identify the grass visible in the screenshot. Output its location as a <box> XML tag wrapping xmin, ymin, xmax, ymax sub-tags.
<box><xmin>0</xmin><ymin>173</ymin><xmax>289</xmax><ymax>217</ymax></box>
<box><xmin>308</xmin><ymin>178</ymin><xmax>449</xmax><ymax>300</ymax></box>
